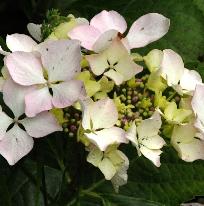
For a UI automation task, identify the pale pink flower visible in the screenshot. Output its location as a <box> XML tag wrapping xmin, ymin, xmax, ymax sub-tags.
<box><xmin>5</xmin><ymin>39</ymin><xmax>85</xmax><ymax>117</ymax></box>
<box><xmin>126</xmin><ymin>112</ymin><xmax>165</xmax><ymax>167</ymax></box>
<box><xmin>81</xmin><ymin>98</ymin><xmax>128</xmax><ymax>151</ymax></box>
<box><xmin>86</xmin><ymin>39</ymin><xmax>142</xmax><ymax>85</ymax></box>
<box><xmin>0</xmin><ymin>79</ymin><xmax>62</xmax><ymax>165</ymax></box>
<box><xmin>68</xmin><ymin>10</ymin><xmax>170</xmax><ymax>52</ymax></box>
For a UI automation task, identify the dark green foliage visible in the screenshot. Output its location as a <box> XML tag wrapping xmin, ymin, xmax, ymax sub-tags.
<box><xmin>41</xmin><ymin>9</ymin><xmax>71</xmax><ymax>40</ymax></box>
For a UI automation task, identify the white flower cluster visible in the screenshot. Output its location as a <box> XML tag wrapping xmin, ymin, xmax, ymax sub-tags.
<box><xmin>0</xmin><ymin>10</ymin><xmax>203</xmax><ymax>191</ymax></box>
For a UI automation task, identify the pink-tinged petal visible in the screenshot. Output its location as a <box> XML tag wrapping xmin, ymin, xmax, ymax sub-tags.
<box><xmin>194</xmin><ymin>118</ymin><xmax>204</xmax><ymax>134</ymax></box>
<box><xmin>20</xmin><ymin>112</ymin><xmax>62</xmax><ymax>138</ymax></box>
<box><xmin>161</xmin><ymin>49</ymin><xmax>184</xmax><ymax>86</ymax></box>
<box><xmin>5</xmin><ymin>51</ymin><xmax>46</xmax><ymax>86</ymax></box>
<box><xmin>180</xmin><ymin>69</ymin><xmax>202</xmax><ymax>92</ymax></box>
<box><xmin>0</xmin><ymin>110</ymin><xmax>13</xmax><ymax>140</ymax></box>
<box><xmin>90</xmin><ymin>98</ymin><xmax>118</xmax><ymax>130</ymax></box>
<box><xmin>140</xmin><ymin>146</ymin><xmax>162</xmax><ymax>167</ymax></box>
<box><xmin>0</xmin><ymin>125</ymin><xmax>34</xmax><ymax>165</ymax></box>
<box><xmin>126</xmin><ymin>13</ymin><xmax>170</xmax><ymax>49</ymax></box>
<box><xmin>90</xmin><ymin>10</ymin><xmax>127</xmax><ymax>34</ymax></box>
<box><xmin>92</xmin><ymin>30</ymin><xmax>118</xmax><ymax>52</ymax></box>
<box><xmin>85</xmin><ymin>126</ymin><xmax>127</xmax><ymax>151</ymax></box>
<box><xmin>86</xmin><ymin>53</ymin><xmax>108</xmax><ymax>76</ymax></box>
<box><xmin>52</xmin><ymin>80</ymin><xmax>85</xmax><ymax>108</ymax></box>
<box><xmin>25</xmin><ymin>87</ymin><xmax>52</xmax><ymax>117</ymax></box>
<box><xmin>0</xmin><ymin>77</ymin><xmax>5</xmax><ymax>91</ymax></box>
<box><xmin>104</xmin><ymin>69</ymin><xmax>124</xmax><ymax>85</ymax></box>
<box><xmin>3</xmin><ymin>78</ymin><xmax>35</xmax><ymax>117</ymax></box>
<box><xmin>37</xmin><ymin>40</ymin><xmax>81</xmax><ymax>82</ymax></box>
<box><xmin>6</xmin><ymin>34</ymin><xmax>37</xmax><ymax>52</ymax></box>
<box><xmin>192</xmin><ymin>84</ymin><xmax>204</xmax><ymax>123</ymax></box>
<box><xmin>68</xmin><ymin>25</ymin><xmax>101</xmax><ymax>50</ymax></box>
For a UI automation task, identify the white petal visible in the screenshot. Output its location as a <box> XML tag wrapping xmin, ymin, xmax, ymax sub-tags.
<box><xmin>27</xmin><ymin>23</ymin><xmax>42</xmax><ymax>42</ymax></box>
<box><xmin>81</xmin><ymin>98</ymin><xmax>93</xmax><ymax>130</ymax></box>
<box><xmin>98</xmin><ymin>157</ymin><xmax>116</xmax><ymax>180</ymax></box>
<box><xmin>0</xmin><ymin>125</ymin><xmax>34</xmax><ymax>165</ymax></box>
<box><xmin>86</xmin><ymin>53</ymin><xmax>108</xmax><ymax>76</ymax></box>
<box><xmin>126</xmin><ymin>122</ymin><xmax>137</xmax><ymax>144</ymax></box>
<box><xmin>3</xmin><ymin>78</ymin><xmax>35</xmax><ymax>117</ymax></box>
<box><xmin>20</xmin><ymin>112</ymin><xmax>62</xmax><ymax>138</ymax></box>
<box><xmin>161</xmin><ymin>49</ymin><xmax>184</xmax><ymax>86</ymax></box>
<box><xmin>89</xmin><ymin>98</ymin><xmax>118</xmax><ymax>130</ymax></box>
<box><xmin>5</xmin><ymin>51</ymin><xmax>46</xmax><ymax>86</ymax></box>
<box><xmin>25</xmin><ymin>87</ymin><xmax>53</xmax><ymax>117</ymax></box>
<box><xmin>126</xmin><ymin>13</ymin><xmax>170</xmax><ymax>49</ymax></box>
<box><xmin>140</xmin><ymin>146</ymin><xmax>162</xmax><ymax>167</ymax></box>
<box><xmin>141</xmin><ymin>134</ymin><xmax>165</xmax><ymax>150</ymax></box>
<box><xmin>137</xmin><ymin>111</ymin><xmax>162</xmax><ymax>138</ymax></box>
<box><xmin>192</xmin><ymin>84</ymin><xmax>204</xmax><ymax>123</ymax></box>
<box><xmin>87</xmin><ymin>147</ymin><xmax>103</xmax><ymax>167</ymax></box>
<box><xmin>6</xmin><ymin>34</ymin><xmax>37</xmax><ymax>52</ymax></box>
<box><xmin>85</xmin><ymin>127</ymin><xmax>127</xmax><ymax>151</ymax></box>
<box><xmin>90</xmin><ymin>10</ymin><xmax>127</xmax><ymax>34</ymax></box>
<box><xmin>111</xmin><ymin>151</ymin><xmax>129</xmax><ymax>192</ymax></box>
<box><xmin>104</xmin><ymin>69</ymin><xmax>124</xmax><ymax>85</ymax></box>
<box><xmin>37</xmin><ymin>39</ymin><xmax>81</xmax><ymax>82</ymax></box>
<box><xmin>180</xmin><ymin>69</ymin><xmax>202</xmax><ymax>92</ymax></box>
<box><xmin>52</xmin><ymin>80</ymin><xmax>85</xmax><ymax>108</ymax></box>
<box><xmin>171</xmin><ymin>124</ymin><xmax>204</xmax><ymax>162</ymax></box>
<box><xmin>0</xmin><ymin>110</ymin><xmax>13</xmax><ymax>140</ymax></box>
<box><xmin>114</xmin><ymin>56</ymin><xmax>143</xmax><ymax>81</ymax></box>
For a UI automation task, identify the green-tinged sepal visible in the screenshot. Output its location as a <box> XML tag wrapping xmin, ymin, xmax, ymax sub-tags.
<box><xmin>154</xmin><ymin>92</ymin><xmax>169</xmax><ymax>110</ymax></box>
<box><xmin>147</xmin><ymin>70</ymin><xmax>167</xmax><ymax>92</ymax></box>
<box><xmin>51</xmin><ymin>108</ymin><xmax>65</xmax><ymax>125</ymax></box>
<box><xmin>144</xmin><ymin>49</ymin><xmax>163</xmax><ymax>73</ymax></box>
<box><xmin>77</xmin><ymin>71</ymin><xmax>101</xmax><ymax>97</ymax></box>
<box><xmin>94</xmin><ymin>76</ymin><xmax>114</xmax><ymax>100</ymax></box>
<box><xmin>163</xmin><ymin>101</ymin><xmax>192</xmax><ymax>124</ymax></box>
<box><xmin>162</xmin><ymin>124</ymin><xmax>174</xmax><ymax>138</ymax></box>
<box><xmin>77</xmin><ymin>124</ymin><xmax>91</xmax><ymax>146</ymax></box>
<box><xmin>131</xmin><ymin>53</ymin><xmax>143</xmax><ymax>62</ymax></box>
<box><xmin>98</xmin><ymin>76</ymin><xmax>114</xmax><ymax>93</ymax></box>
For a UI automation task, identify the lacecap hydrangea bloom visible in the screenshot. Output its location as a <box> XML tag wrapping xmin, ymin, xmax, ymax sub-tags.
<box><xmin>0</xmin><ymin>9</ymin><xmax>204</xmax><ymax>191</ymax></box>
